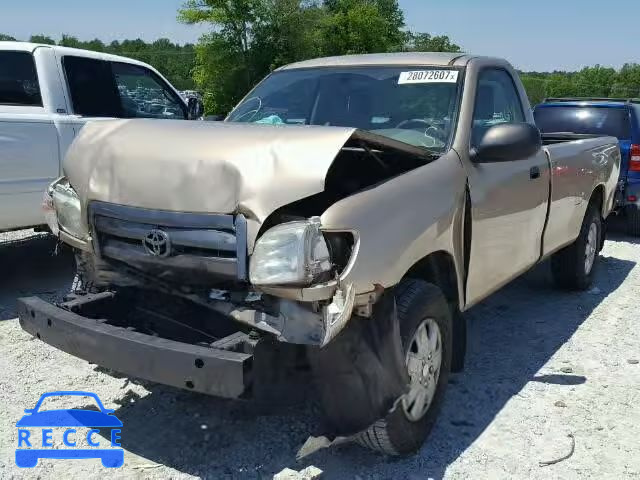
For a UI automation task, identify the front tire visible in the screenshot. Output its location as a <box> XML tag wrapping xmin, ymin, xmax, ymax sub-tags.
<box><xmin>356</xmin><ymin>279</ymin><xmax>452</xmax><ymax>455</ymax></box>
<box><xmin>551</xmin><ymin>204</ymin><xmax>601</xmax><ymax>290</ymax></box>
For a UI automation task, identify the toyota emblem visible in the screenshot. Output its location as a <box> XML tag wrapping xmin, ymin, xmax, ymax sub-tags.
<box><xmin>142</xmin><ymin>229</ymin><xmax>171</xmax><ymax>257</ymax></box>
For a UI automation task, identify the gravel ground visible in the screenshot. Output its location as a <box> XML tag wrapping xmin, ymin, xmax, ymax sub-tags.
<box><xmin>0</xmin><ymin>229</ymin><xmax>639</xmax><ymax>479</ymax></box>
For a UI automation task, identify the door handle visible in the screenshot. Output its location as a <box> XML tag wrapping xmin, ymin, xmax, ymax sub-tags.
<box><xmin>530</xmin><ymin>166</ymin><xmax>541</xmax><ymax>179</ymax></box>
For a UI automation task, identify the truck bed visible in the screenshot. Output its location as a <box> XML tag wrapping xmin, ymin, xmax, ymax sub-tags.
<box><xmin>540</xmin><ymin>134</ymin><xmax>619</xmax><ymax>256</ymax></box>
<box><xmin>541</xmin><ymin>132</ymin><xmax>605</xmax><ymax>145</ymax></box>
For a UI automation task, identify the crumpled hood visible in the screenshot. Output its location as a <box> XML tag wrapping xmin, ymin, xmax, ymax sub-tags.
<box><xmin>64</xmin><ymin>119</ymin><xmax>357</xmax><ymax>223</ymax></box>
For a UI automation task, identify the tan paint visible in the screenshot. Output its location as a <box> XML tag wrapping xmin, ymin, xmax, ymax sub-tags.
<box><xmin>64</xmin><ymin>119</ymin><xmax>357</xmax><ymax>224</ymax></box>
<box><xmin>60</xmin><ymin>53</ymin><xmax>620</xmax><ymax>319</ymax></box>
<box><xmin>321</xmin><ymin>150</ymin><xmax>467</xmax><ymax>299</ymax></box>
<box><xmin>542</xmin><ymin>141</ymin><xmax>619</xmax><ymax>256</ymax></box>
<box><xmin>452</xmin><ymin>57</ymin><xmax>619</xmax><ymax>307</ymax></box>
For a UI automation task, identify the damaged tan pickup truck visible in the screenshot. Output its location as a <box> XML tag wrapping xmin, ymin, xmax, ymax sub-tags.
<box><xmin>19</xmin><ymin>53</ymin><xmax>620</xmax><ymax>455</ymax></box>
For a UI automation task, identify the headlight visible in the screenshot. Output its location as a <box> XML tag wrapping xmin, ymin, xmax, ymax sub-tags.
<box><xmin>46</xmin><ymin>178</ymin><xmax>86</xmax><ymax>240</ymax></box>
<box><xmin>250</xmin><ymin>217</ymin><xmax>331</xmax><ymax>286</ymax></box>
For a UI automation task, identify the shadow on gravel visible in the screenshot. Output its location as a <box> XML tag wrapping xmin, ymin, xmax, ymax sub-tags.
<box><xmin>0</xmin><ymin>233</ymin><xmax>75</xmax><ymax>320</ymax></box>
<box><xmin>608</xmin><ymin>231</ymin><xmax>640</xmax><ymax>246</ymax></box>
<box><xmin>103</xmin><ymin>254</ymin><xmax>635</xmax><ymax>479</ymax></box>
<box><xmin>104</xmin><ymin>386</ymin><xmax>321</xmax><ymax>478</ymax></box>
<box><xmin>531</xmin><ymin>374</ymin><xmax>587</xmax><ymax>385</ymax></box>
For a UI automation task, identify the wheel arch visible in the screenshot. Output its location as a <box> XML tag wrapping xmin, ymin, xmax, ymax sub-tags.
<box><xmin>402</xmin><ymin>249</ymin><xmax>466</xmax><ymax>372</ymax></box>
<box><xmin>590</xmin><ymin>183</ymin><xmax>605</xmax><ymax>218</ymax></box>
<box><xmin>403</xmin><ymin>250</ymin><xmax>460</xmax><ymax>308</ymax></box>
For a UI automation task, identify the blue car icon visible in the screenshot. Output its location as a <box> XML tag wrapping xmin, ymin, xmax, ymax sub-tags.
<box><xmin>16</xmin><ymin>391</ymin><xmax>123</xmax><ymax>468</ymax></box>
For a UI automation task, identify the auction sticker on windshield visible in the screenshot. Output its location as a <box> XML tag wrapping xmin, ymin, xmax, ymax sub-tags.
<box><xmin>398</xmin><ymin>70</ymin><xmax>459</xmax><ymax>84</ymax></box>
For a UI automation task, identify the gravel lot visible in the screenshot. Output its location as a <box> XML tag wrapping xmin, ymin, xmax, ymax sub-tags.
<box><xmin>1</xmin><ymin>229</ymin><xmax>639</xmax><ymax>479</ymax></box>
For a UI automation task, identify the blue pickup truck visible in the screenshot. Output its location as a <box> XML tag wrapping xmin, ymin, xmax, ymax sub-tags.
<box><xmin>534</xmin><ymin>98</ymin><xmax>640</xmax><ymax>235</ymax></box>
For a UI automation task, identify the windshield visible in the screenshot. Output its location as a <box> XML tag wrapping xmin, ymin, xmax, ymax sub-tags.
<box><xmin>227</xmin><ymin>66</ymin><xmax>462</xmax><ymax>151</ymax></box>
<box><xmin>534</xmin><ymin>106</ymin><xmax>630</xmax><ymax>139</ymax></box>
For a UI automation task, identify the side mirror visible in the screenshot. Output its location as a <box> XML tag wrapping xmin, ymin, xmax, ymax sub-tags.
<box><xmin>472</xmin><ymin>123</ymin><xmax>542</xmax><ymax>163</ymax></box>
<box><xmin>187</xmin><ymin>97</ymin><xmax>204</xmax><ymax>120</ymax></box>
<box><xmin>203</xmin><ymin>114</ymin><xmax>225</xmax><ymax>122</ymax></box>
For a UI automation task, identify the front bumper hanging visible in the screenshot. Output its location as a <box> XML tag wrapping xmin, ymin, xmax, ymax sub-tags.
<box><xmin>17</xmin><ymin>296</ymin><xmax>252</xmax><ymax>398</ymax></box>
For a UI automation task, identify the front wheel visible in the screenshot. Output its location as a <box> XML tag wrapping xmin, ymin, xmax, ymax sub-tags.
<box><xmin>551</xmin><ymin>204</ymin><xmax>601</xmax><ymax>290</ymax></box>
<box><xmin>356</xmin><ymin>279</ymin><xmax>452</xmax><ymax>455</ymax></box>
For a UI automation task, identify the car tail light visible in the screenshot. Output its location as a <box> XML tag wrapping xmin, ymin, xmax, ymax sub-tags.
<box><xmin>629</xmin><ymin>195</ymin><xmax>638</xmax><ymax>202</ymax></box>
<box><xmin>631</xmin><ymin>144</ymin><xmax>640</xmax><ymax>172</ymax></box>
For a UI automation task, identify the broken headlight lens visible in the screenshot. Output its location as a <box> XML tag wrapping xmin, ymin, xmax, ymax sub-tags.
<box><xmin>49</xmin><ymin>178</ymin><xmax>86</xmax><ymax>240</ymax></box>
<box><xmin>42</xmin><ymin>188</ymin><xmax>59</xmax><ymax>237</ymax></box>
<box><xmin>250</xmin><ymin>217</ymin><xmax>331</xmax><ymax>286</ymax></box>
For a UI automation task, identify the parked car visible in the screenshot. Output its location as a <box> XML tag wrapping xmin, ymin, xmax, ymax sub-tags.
<box><xmin>534</xmin><ymin>97</ymin><xmax>640</xmax><ymax>235</ymax></box>
<box><xmin>0</xmin><ymin>42</ymin><xmax>203</xmax><ymax>233</ymax></box>
<box><xmin>18</xmin><ymin>53</ymin><xmax>620</xmax><ymax>456</ymax></box>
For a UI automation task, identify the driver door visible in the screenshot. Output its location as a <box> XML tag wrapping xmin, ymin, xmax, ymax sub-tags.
<box><xmin>463</xmin><ymin>68</ymin><xmax>549</xmax><ymax>306</ymax></box>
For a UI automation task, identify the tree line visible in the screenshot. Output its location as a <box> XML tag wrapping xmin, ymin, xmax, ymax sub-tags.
<box><xmin>4</xmin><ymin>0</ymin><xmax>640</xmax><ymax>114</ymax></box>
<box><xmin>520</xmin><ymin>66</ymin><xmax>640</xmax><ymax>106</ymax></box>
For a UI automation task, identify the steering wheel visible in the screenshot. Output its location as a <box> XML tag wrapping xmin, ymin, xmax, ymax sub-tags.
<box><xmin>395</xmin><ymin>118</ymin><xmax>447</xmax><ymax>141</ymax></box>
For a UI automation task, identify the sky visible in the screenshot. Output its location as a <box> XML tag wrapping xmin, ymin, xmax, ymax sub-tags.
<box><xmin>2</xmin><ymin>0</ymin><xmax>639</xmax><ymax>72</ymax></box>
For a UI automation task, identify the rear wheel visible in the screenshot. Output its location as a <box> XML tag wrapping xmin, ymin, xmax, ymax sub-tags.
<box><xmin>356</xmin><ymin>279</ymin><xmax>452</xmax><ymax>455</ymax></box>
<box><xmin>551</xmin><ymin>204</ymin><xmax>601</xmax><ymax>290</ymax></box>
<box><xmin>626</xmin><ymin>205</ymin><xmax>640</xmax><ymax>236</ymax></box>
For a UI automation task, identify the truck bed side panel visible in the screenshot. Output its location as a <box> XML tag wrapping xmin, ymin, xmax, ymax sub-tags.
<box><xmin>542</xmin><ymin>137</ymin><xmax>619</xmax><ymax>256</ymax></box>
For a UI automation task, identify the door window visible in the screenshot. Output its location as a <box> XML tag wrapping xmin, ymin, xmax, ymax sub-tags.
<box><xmin>0</xmin><ymin>51</ymin><xmax>42</xmax><ymax>106</ymax></box>
<box><xmin>111</xmin><ymin>62</ymin><xmax>186</xmax><ymax>119</ymax></box>
<box><xmin>62</xmin><ymin>56</ymin><xmax>186</xmax><ymax>119</ymax></box>
<box><xmin>472</xmin><ymin>69</ymin><xmax>525</xmax><ymax>147</ymax></box>
<box><xmin>63</xmin><ymin>56</ymin><xmax>121</xmax><ymax>117</ymax></box>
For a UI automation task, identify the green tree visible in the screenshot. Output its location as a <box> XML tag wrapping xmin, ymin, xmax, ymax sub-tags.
<box><xmin>191</xmin><ymin>33</ymin><xmax>249</xmax><ymax>113</ymax></box>
<box><xmin>29</xmin><ymin>34</ymin><xmax>56</xmax><ymax>44</ymax></box>
<box><xmin>572</xmin><ymin>66</ymin><xmax>616</xmax><ymax>97</ymax></box>
<box><xmin>251</xmin><ymin>0</ymin><xmax>324</xmax><ymax>71</ymax></box>
<box><xmin>59</xmin><ymin>34</ymin><xmax>83</xmax><ymax>48</ymax></box>
<box><xmin>0</xmin><ymin>34</ymin><xmax>17</xmax><ymax>41</ymax></box>
<box><xmin>520</xmin><ymin>75</ymin><xmax>547</xmax><ymax>105</ymax></box>
<box><xmin>612</xmin><ymin>63</ymin><xmax>640</xmax><ymax>97</ymax></box>
<box><xmin>179</xmin><ymin>0</ymin><xmax>410</xmax><ymax>112</ymax></box>
<box><xmin>403</xmin><ymin>32</ymin><xmax>461</xmax><ymax>52</ymax></box>
<box><xmin>179</xmin><ymin>0</ymin><xmax>266</xmax><ymax>112</ymax></box>
<box><xmin>319</xmin><ymin>0</ymin><xmax>406</xmax><ymax>55</ymax></box>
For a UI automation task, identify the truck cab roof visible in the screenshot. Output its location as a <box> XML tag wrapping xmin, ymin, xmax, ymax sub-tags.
<box><xmin>277</xmin><ymin>52</ymin><xmax>505</xmax><ymax>70</ymax></box>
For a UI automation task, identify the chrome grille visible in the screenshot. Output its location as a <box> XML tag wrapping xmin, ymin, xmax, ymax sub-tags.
<box><xmin>89</xmin><ymin>201</ymin><xmax>247</xmax><ymax>284</ymax></box>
